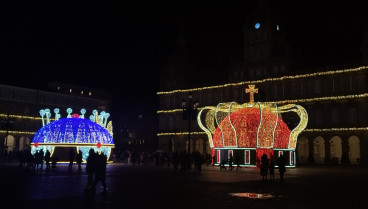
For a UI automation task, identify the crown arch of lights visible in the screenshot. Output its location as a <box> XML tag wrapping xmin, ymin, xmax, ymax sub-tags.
<box><xmin>31</xmin><ymin>108</ymin><xmax>114</xmax><ymax>162</ymax></box>
<box><xmin>197</xmin><ymin>85</ymin><xmax>308</xmax><ymax>167</ymax></box>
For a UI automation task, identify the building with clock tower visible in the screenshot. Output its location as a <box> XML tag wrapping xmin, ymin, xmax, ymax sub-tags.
<box><xmin>157</xmin><ymin>1</ymin><xmax>368</xmax><ymax>166</ymax></box>
<box><xmin>229</xmin><ymin>0</ymin><xmax>292</xmax><ymax>83</ymax></box>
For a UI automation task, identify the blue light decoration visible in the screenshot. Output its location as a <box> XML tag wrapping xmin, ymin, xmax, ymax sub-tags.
<box><xmin>255</xmin><ymin>22</ymin><xmax>260</xmax><ymax>29</ymax></box>
<box><xmin>31</xmin><ymin>108</ymin><xmax>114</xmax><ymax>162</ymax></box>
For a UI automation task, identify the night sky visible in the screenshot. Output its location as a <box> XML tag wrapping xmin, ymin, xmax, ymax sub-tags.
<box><xmin>0</xmin><ymin>0</ymin><xmax>367</xmax><ymax>124</ymax></box>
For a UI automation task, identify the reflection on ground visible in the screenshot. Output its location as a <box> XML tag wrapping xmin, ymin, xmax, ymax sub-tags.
<box><xmin>228</xmin><ymin>192</ymin><xmax>277</xmax><ymax>199</ymax></box>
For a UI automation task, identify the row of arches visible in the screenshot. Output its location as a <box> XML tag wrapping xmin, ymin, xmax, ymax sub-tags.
<box><xmin>2</xmin><ymin>135</ymin><xmax>31</xmax><ymax>153</ymax></box>
<box><xmin>167</xmin><ymin>135</ymin><xmax>361</xmax><ymax>164</ymax></box>
<box><xmin>298</xmin><ymin>135</ymin><xmax>360</xmax><ymax>164</ymax></box>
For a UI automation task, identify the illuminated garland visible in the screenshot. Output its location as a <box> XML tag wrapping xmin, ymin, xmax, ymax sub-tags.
<box><xmin>157</xmin><ymin>127</ymin><xmax>368</xmax><ymax>136</ymax></box>
<box><xmin>157</xmin><ymin>93</ymin><xmax>368</xmax><ymax>114</ymax></box>
<box><xmin>0</xmin><ymin>130</ymin><xmax>36</xmax><ymax>135</ymax></box>
<box><xmin>157</xmin><ymin>66</ymin><xmax>368</xmax><ymax>95</ymax></box>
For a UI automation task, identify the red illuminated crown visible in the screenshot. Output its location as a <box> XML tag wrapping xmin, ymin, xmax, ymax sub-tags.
<box><xmin>197</xmin><ymin>85</ymin><xmax>308</xmax><ymax>150</ymax></box>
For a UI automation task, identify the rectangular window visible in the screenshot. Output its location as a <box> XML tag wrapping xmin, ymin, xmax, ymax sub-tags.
<box><xmin>315</xmin><ymin>109</ymin><xmax>322</xmax><ymax>125</ymax></box>
<box><xmin>217</xmin><ymin>150</ymin><xmax>221</xmax><ymax>164</ymax></box>
<box><xmin>348</xmin><ymin>108</ymin><xmax>357</xmax><ymax>123</ymax></box>
<box><xmin>290</xmin><ymin>151</ymin><xmax>294</xmax><ymax>165</ymax></box>
<box><xmin>349</xmin><ymin>76</ymin><xmax>355</xmax><ymax>90</ymax></box>
<box><xmin>228</xmin><ymin>150</ymin><xmax>233</xmax><ymax>159</ymax></box>
<box><xmin>314</xmin><ymin>79</ymin><xmax>321</xmax><ymax>94</ymax></box>
<box><xmin>331</xmin><ymin>108</ymin><xmax>339</xmax><ymax>124</ymax></box>
<box><xmin>300</xmin><ymin>81</ymin><xmax>304</xmax><ymax>95</ymax></box>
<box><xmin>245</xmin><ymin>150</ymin><xmax>250</xmax><ymax>164</ymax></box>
<box><xmin>278</xmin><ymin>151</ymin><xmax>283</xmax><ymax>157</ymax></box>
<box><xmin>331</xmin><ymin>78</ymin><xmax>336</xmax><ymax>92</ymax></box>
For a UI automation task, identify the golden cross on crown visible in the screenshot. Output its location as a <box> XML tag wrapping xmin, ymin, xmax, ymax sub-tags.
<box><xmin>245</xmin><ymin>84</ymin><xmax>258</xmax><ymax>103</ymax></box>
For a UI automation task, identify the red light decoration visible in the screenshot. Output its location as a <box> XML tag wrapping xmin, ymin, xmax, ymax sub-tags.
<box><xmin>213</xmin><ymin>107</ymin><xmax>290</xmax><ymax>149</ymax></box>
<box><xmin>97</xmin><ymin>142</ymin><xmax>102</xmax><ymax>148</ymax></box>
<box><xmin>34</xmin><ymin>142</ymin><xmax>38</xmax><ymax>148</ymax></box>
<box><xmin>212</xmin><ymin>107</ymin><xmax>291</xmax><ymax>167</ymax></box>
<box><xmin>71</xmin><ymin>114</ymin><xmax>79</xmax><ymax>118</ymax></box>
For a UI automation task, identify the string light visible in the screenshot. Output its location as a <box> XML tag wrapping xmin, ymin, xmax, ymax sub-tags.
<box><xmin>157</xmin><ymin>66</ymin><xmax>368</xmax><ymax>95</ymax></box>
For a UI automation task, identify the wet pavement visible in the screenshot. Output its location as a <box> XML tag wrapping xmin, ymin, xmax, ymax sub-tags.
<box><xmin>1</xmin><ymin>161</ymin><xmax>368</xmax><ymax>209</ymax></box>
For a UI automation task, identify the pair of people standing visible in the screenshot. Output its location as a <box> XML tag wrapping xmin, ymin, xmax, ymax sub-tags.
<box><xmin>260</xmin><ymin>154</ymin><xmax>286</xmax><ymax>181</ymax></box>
<box><xmin>84</xmin><ymin>148</ymin><xmax>107</xmax><ymax>194</ymax></box>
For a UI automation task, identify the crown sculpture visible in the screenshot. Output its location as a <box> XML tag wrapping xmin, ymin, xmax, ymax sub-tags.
<box><xmin>31</xmin><ymin>108</ymin><xmax>114</xmax><ymax>162</ymax></box>
<box><xmin>197</xmin><ymin>85</ymin><xmax>308</xmax><ymax>167</ymax></box>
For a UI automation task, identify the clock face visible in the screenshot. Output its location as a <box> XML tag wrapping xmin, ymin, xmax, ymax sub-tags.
<box><xmin>255</xmin><ymin>22</ymin><xmax>260</xmax><ymax>29</ymax></box>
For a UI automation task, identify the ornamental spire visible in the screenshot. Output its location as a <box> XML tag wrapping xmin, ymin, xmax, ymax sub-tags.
<box><xmin>245</xmin><ymin>84</ymin><xmax>258</xmax><ymax>103</ymax></box>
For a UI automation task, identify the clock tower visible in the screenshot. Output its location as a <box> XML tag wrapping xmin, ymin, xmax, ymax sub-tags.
<box><xmin>229</xmin><ymin>0</ymin><xmax>292</xmax><ymax>82</ymax></box>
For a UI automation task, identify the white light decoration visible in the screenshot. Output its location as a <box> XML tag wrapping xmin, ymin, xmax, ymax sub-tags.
<box><xmin>54</xmin><ymin>108</ymin><xmax>60</xmax><ymax>120</ymax></box>
<box><xmin>80</xmin><ymin>108</ymin><xmax>86</xmax><ymax>119</ymax></box>
<box><xmin>39</xmin><ymin>109</ymin><xmax>45</xmax><ymax>127</ymax></box>
<box><xmin>31</xmin><ymin>107</ymin><xmax>114</xmax><ymax>162</ymax></box>
<box><xmin>44</xmin><ymin>109</ymin><xmax>51</xmax><ymax>125</ymax></box>
<box><xmin>67</xmin><ymin>108</ymin><xmax>72</xmax><ymax>118</ymax></box>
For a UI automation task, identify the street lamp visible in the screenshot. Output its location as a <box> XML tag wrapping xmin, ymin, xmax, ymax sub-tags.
<box><xmin>181</xmin><ymin>92</ymin><xmax>199</xmax><ymax>154</ymax></box>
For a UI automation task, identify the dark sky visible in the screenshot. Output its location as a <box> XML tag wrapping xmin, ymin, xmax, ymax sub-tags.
<box><xmin>0</xmin><ymin>0</ymin><xmax>367</xmax><ymax>115</ymax></box>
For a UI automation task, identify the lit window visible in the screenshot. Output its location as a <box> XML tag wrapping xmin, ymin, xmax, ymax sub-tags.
<box><xmin>69</xmin><ymin>89</ymin><xmax>72</xmax><ymax>93</ymax></box>
<box><xmin>81</xmin><ymin>91</ymin><xmax>84</xmax><ymax>95</ymax></box>
<box><xmin>276</xmin><ymin>25</ymin><xmax>279</xmax><ymax>31</ymax></box>
<box><xmin>89</xmin><ymin>92</ymin><xmax>92</xmax><ymax>96</ymax></box>
<box><xmin>57</xmin><ymin>86</ymin><xmax>60</xmax><ymax>90</ymax></box>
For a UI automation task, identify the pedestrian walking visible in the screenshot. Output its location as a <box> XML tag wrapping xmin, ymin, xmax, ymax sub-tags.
<box><xmin>268</xmin><ymin>154</ymin><xmax>275</xmax><ymax>181</ymax></box>
<box><xmin>277</xmin><ymin>154</ymin><xmax>286</xmax><ymax>181</ymax></box>
<box><xmin>93</xmin><ymin>152</ymin><xmax>107</xmax><ymax>194</ymax></box>
<box><xmin>76</xmin><ymin>150</ymin><xmax>83</xmax><ymax>172</ymax></box>
<box><xmin>260</xmin><ymin>154</ymin><xmax>268</xmax><ymax>181</ymax></box>
<box><xmin>68</xmin><ymin>148</ymin><xmax>75</xmax><ymax>170</ymax></box>
<box><xmin>45</xmin><ymin>150</ymin><xmax>51</xmax><ymax>170</ymax></box>
<box><xmin>84</xmin><ymin>149</ymin><xmax>97</xmax><ymax>192</ymax></box>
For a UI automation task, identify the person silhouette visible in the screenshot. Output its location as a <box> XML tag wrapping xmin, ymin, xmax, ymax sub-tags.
<box><xmin>277</xmin><ymin>154</ymin><xmax>286</xmax><ymax>181</ymax></box>
<box><xmin>260</xmin><ymin>154</ymin><xmax>269</xmax><ymax>181</ymax></box>
<box><xmin>268</xmin><ymin>154</ymin><xmax>275</xmax><ymax>181</ymax></box>
<box><xmin>84</xmin><ymin>149</ymin><xmax>97</xmax><ymax>192</ymax></box>
<box><xmin>68</xmin><ymin>148</ymin><xmax>75</xmax><ymax>170</ymax></box>
<box><xmin>76</xmin><ymin>150</ymin><xmax>83</xmax><ymax>172</ymax></box>
<box><xmin>45</xmin><ymin>150</ymin><xmax>51</xmax><ymax>170</ymax></box>
<box><xmin>93</xmin><ymin>152</ymin><xmax>107</xmax><ymax>194</ymax></box>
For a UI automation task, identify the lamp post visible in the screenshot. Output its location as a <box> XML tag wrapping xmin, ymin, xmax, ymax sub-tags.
<box><xmin>181</xmin><ymin>92</ymin><xmax>199</xmax><ymax>154</ymax></box>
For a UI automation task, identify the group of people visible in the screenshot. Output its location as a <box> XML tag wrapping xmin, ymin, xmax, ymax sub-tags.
<box><xmin>84</xmin><ymin>148</ymin><xmax>108</xmax><ymax>194</ymax></box>
<box><xmin>260</xmin><ymin>153</ymin><xmax>286</xmax><ymax>181</ymax></box>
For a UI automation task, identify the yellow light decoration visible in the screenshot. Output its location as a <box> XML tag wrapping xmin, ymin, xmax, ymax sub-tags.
<box><xmin>157</xmin><ymin>127</ymin><xmax>368</xmax><ymax>136</ymax></box>
<box><xmin>157</xmin><ymin>93</ymin><xmax>368</xmax><ymax>114</ymax></box>
<box><xmin>157</xmin><ymin>66</ymin><xmax>368</xmax><ymax>95</ymax></box>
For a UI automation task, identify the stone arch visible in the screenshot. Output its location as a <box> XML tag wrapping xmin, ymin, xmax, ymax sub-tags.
<box><xmin>297</xmin><ymin>137</ymin><xmax>309</xmax><ymax>163</ymax></box>
<box><xmin>195</xmin><ymin>138</ymin><xmax>204</xmax><ymax>154</ymax></box>
<box><xmin>4</xmin><ymin>135</ymin><xmax>15</xmax><ymax>152</ymax></box>
<box><xmin>169</xmin><ymin>115</ymin><xmax>175</xmax><ymax>130</ymax></box>
<box><xmin>330</xmin><ymin>136</ymin><xmax>342</xmax><ymax>164</ymax></box>
<box><xmin>348</xmin><ymin>136</ymin><xmax>360</xmax><ymax>164</ymax></box>
<box><xmin>313</xmin><ymin>136</ymin><xmax>325</xmax><ymax>163</ymax></box>
<box><xmin>19</xmin><ymin>136</ymin><xmax>31</xmax><ymax>151</ymax></box>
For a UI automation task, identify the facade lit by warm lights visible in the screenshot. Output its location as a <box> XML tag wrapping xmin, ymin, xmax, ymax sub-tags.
<box><xmin>0</xmin><ymin>83</ymin><xmax>111</xmax><ymax>159</ymax></box>
<box><xmin>157</xmin><ymin>2</ymin><xmax>368</xmax><ymax>166</ymax></box>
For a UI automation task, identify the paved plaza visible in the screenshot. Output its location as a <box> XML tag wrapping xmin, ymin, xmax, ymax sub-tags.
<box><xmin>1</xmin><ymin>161</ymin><xmax>368</xmax><ymax>209</ymax></box>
